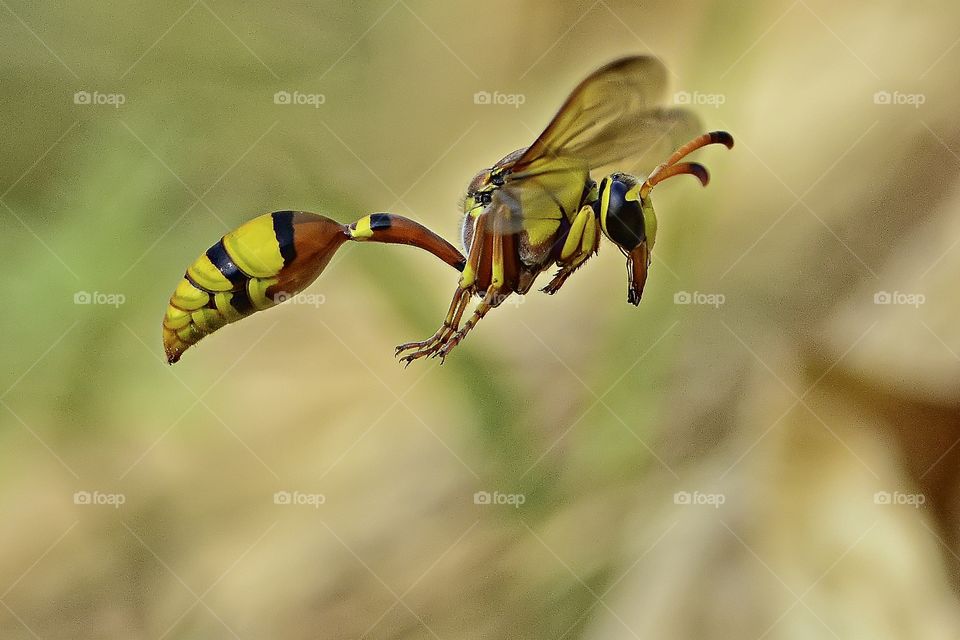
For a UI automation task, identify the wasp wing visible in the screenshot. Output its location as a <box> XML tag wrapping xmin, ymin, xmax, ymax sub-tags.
<box><xmin>487</xmin><ymin>56</ymin><xmax>701</xmax><ymax>234</ymax></box>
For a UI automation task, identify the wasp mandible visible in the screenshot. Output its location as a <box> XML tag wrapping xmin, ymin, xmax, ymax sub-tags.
<box><xmin>162</xmin><ymin>56</ymin><xmax>732</xmax><ymax>365</ymax></box>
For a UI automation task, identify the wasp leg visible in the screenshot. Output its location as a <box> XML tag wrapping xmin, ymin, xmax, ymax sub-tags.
<box><xmin>395</xmin><ymin>287</ymin><xmax>472</xmax><ymax>365</ymax></box>
<box><xmin>542</xmin><ymin>205</ymin><xmax>600</xmax><ymax>295</ymax></box>
<box><xmin>436</xmin><ymin>286</ymin><xmax>498</xmax><ymax>361</ymax></box>
<box><xmin>395</xmin><ymin>214</ymin><xmax>487</xmax><ymax>365</ymax></box>
<box><xmin>436</xmin><ymin>219</ymin><xmax>508</xmax><ymax>361</ymax></box>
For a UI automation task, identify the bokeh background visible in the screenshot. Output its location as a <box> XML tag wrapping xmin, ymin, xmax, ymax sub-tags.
<box><xmin>2</xmin><ymin>1</ymin><xmax>959</xmax><ymax>638</ymax></box>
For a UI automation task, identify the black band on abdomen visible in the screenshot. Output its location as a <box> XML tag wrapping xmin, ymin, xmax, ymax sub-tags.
<box><xmin>272</xmin><ymin>210</ymin><xmax>297</xmax><ymax>265</ymax></box>
<box><xmin>206</xmin><ymin>239</ymin><xmax>248</xmax><ymax>287</ymax></box>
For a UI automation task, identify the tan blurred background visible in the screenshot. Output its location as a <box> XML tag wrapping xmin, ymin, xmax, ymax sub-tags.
<box><xmin>2</xmin><ymin>1</ymin><xmax>959</xmax><ymax>638</ymax></box>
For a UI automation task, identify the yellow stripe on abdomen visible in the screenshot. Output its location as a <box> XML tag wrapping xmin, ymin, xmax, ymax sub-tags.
<box><xmin>187</xmin><ymin>254</ymin><xmax>236</xmax><ymax>292</ymax></box>
<box><xmin>222</xmin><ymin>214</ymin><xmax>285</xmax><ymax>278</ymax></box>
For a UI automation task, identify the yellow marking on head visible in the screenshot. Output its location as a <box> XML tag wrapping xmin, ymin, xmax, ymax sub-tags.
<box><xmin>598</xmin><ymin>177</ymin><xmax>613</xmax><ymax>237</ymax></box>
<box><xmin>348</xmin><ymin>215</ymin><xmax>374</xmax><ymax>240</ymax></box>
<box><xmin>223</xmin><ymin>213</ymin><xmax>285</xmax><ymax>278</ymax></box>
<box><xmin>642</xmin><ymin>196</ymin><xmax>657</xmax><ymax>252</ymax></box>
<box><xmin>624</xmin><ymin>184</ymin><xmax>644</xmax><ymax>202</ymax></box>
<box><xmin>248</xmin><ymin>277</ymin><xmax>279</xmax><ymax>311</ymax></box>
<box><xmin>187</xmin><ymin>254</ymin><xmax>235</xmax><ymax>292</ymax></box>
<box><xmin>172</xmin><ymin>279</ymin><xmax>210</xmax><ymax>311</ymax></box>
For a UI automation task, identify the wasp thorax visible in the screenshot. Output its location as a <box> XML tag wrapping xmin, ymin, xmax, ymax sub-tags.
<box><xmin>460</xmin><ymin>169</ymin><xmax>496</xmax><ymax>251</ymax></box>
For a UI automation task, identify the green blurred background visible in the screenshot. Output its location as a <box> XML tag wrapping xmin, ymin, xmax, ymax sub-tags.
<box><xmin>2</xmin><ymin>1</ymin><xmax>960</xmax><ymax>638</ymax></box>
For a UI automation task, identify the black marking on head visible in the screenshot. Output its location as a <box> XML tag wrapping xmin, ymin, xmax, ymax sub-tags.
<box><xmin>369</xmin><ymin>213</ymin><xmax>392</xmax><ymax>230</ymax></box>
<box><xmin>272</xmin><ymin>210</ymin><xmax>297</xmax><ymax>266</ymax></box>
<box><xmin>604</xmin><ymin>179</ymin><xmax>645</xmax><ymax>251</ymax></box>
<box><xmin>206</xmin><ymin>240</ymin><xmax>249</xmax><ymax>286</ymax></box>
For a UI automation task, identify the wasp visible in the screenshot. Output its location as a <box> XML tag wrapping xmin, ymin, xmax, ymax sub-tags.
<box><xmin>162</xmin><ymin>56</ymin><xmax>732</xmax><ymax>365</ymax></box>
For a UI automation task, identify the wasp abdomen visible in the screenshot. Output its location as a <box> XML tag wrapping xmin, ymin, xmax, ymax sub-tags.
<box><xmin>162</xmin><ymin>211</ymin><xmax>348</xmax><ymax>364</ymax></box>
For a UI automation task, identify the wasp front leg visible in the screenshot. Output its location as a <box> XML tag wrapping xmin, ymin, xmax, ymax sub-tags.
<box><xmin>541</xmin><ymin>204</ymin><xmax>600</xmax><ymax>295</ymax></box>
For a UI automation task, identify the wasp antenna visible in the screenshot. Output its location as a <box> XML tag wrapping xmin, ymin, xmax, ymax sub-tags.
<box><xmin>641</xmin><ymin>162</ymin><xmax>709</xmax><ymax>197</ymax></box>
<box><xmin>661</xmin><ymin>131</ymin><xmax>734</xmax><ymax>169</ymax></box>
<box><xmin>707</xmin><ymin>131</ymin><xmax>735</xmax><ymax>150</ymax></box>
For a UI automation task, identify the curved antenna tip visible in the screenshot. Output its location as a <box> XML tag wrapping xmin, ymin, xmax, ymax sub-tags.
<box><xmin>710</xmin><ymin>131</ymin><xmax>735</xmax><ymax>149</ymax></box>
<box><xmin>688</xmin><ymin>162</ymin><xmax>710</xmax><ymax>187</ymax></box>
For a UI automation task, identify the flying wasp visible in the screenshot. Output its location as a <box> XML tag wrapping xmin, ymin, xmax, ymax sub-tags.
<box><xmin>162</xmin><ymin>56</ymin><xmax>732</xmax><ymax>365</ymax></box>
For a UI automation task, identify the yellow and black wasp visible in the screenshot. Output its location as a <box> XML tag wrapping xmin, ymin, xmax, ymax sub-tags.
<box><xmin>162</xmin><ymin>55</ymin><xmax>732</xmax><ymax>365</ymax></box>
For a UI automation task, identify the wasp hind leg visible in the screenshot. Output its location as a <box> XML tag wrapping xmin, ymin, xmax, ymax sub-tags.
<box><xmin>542</xmin><ymin>204</ymin><xmax>600</xmax><ymax>295</ymax></box>
<box><xmin>436</xmin><ymin>219</ymin><xmax>511</xmax><ymax>361</ymax></box>
<box><xmin>395</xmin><ymin>214</ymin><xmax>488</xmax><ymax>365</ymax></box>
<box><xmin>394</xmin><ymin>287</ymin><xmax>472</xmax><ymax>366</ymax></box>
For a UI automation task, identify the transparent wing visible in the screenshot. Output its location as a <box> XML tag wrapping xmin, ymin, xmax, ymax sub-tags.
<box><xmin>487</xmin><ymin>56</ymin><xmax>702</xmax><ymax>234</ymax></box>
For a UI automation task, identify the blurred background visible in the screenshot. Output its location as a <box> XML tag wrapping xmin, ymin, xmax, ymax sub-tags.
<box><xmin>1</xmin><ymin>1</ymin><xmax>959</xmax><ymax>638</ymax></box>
